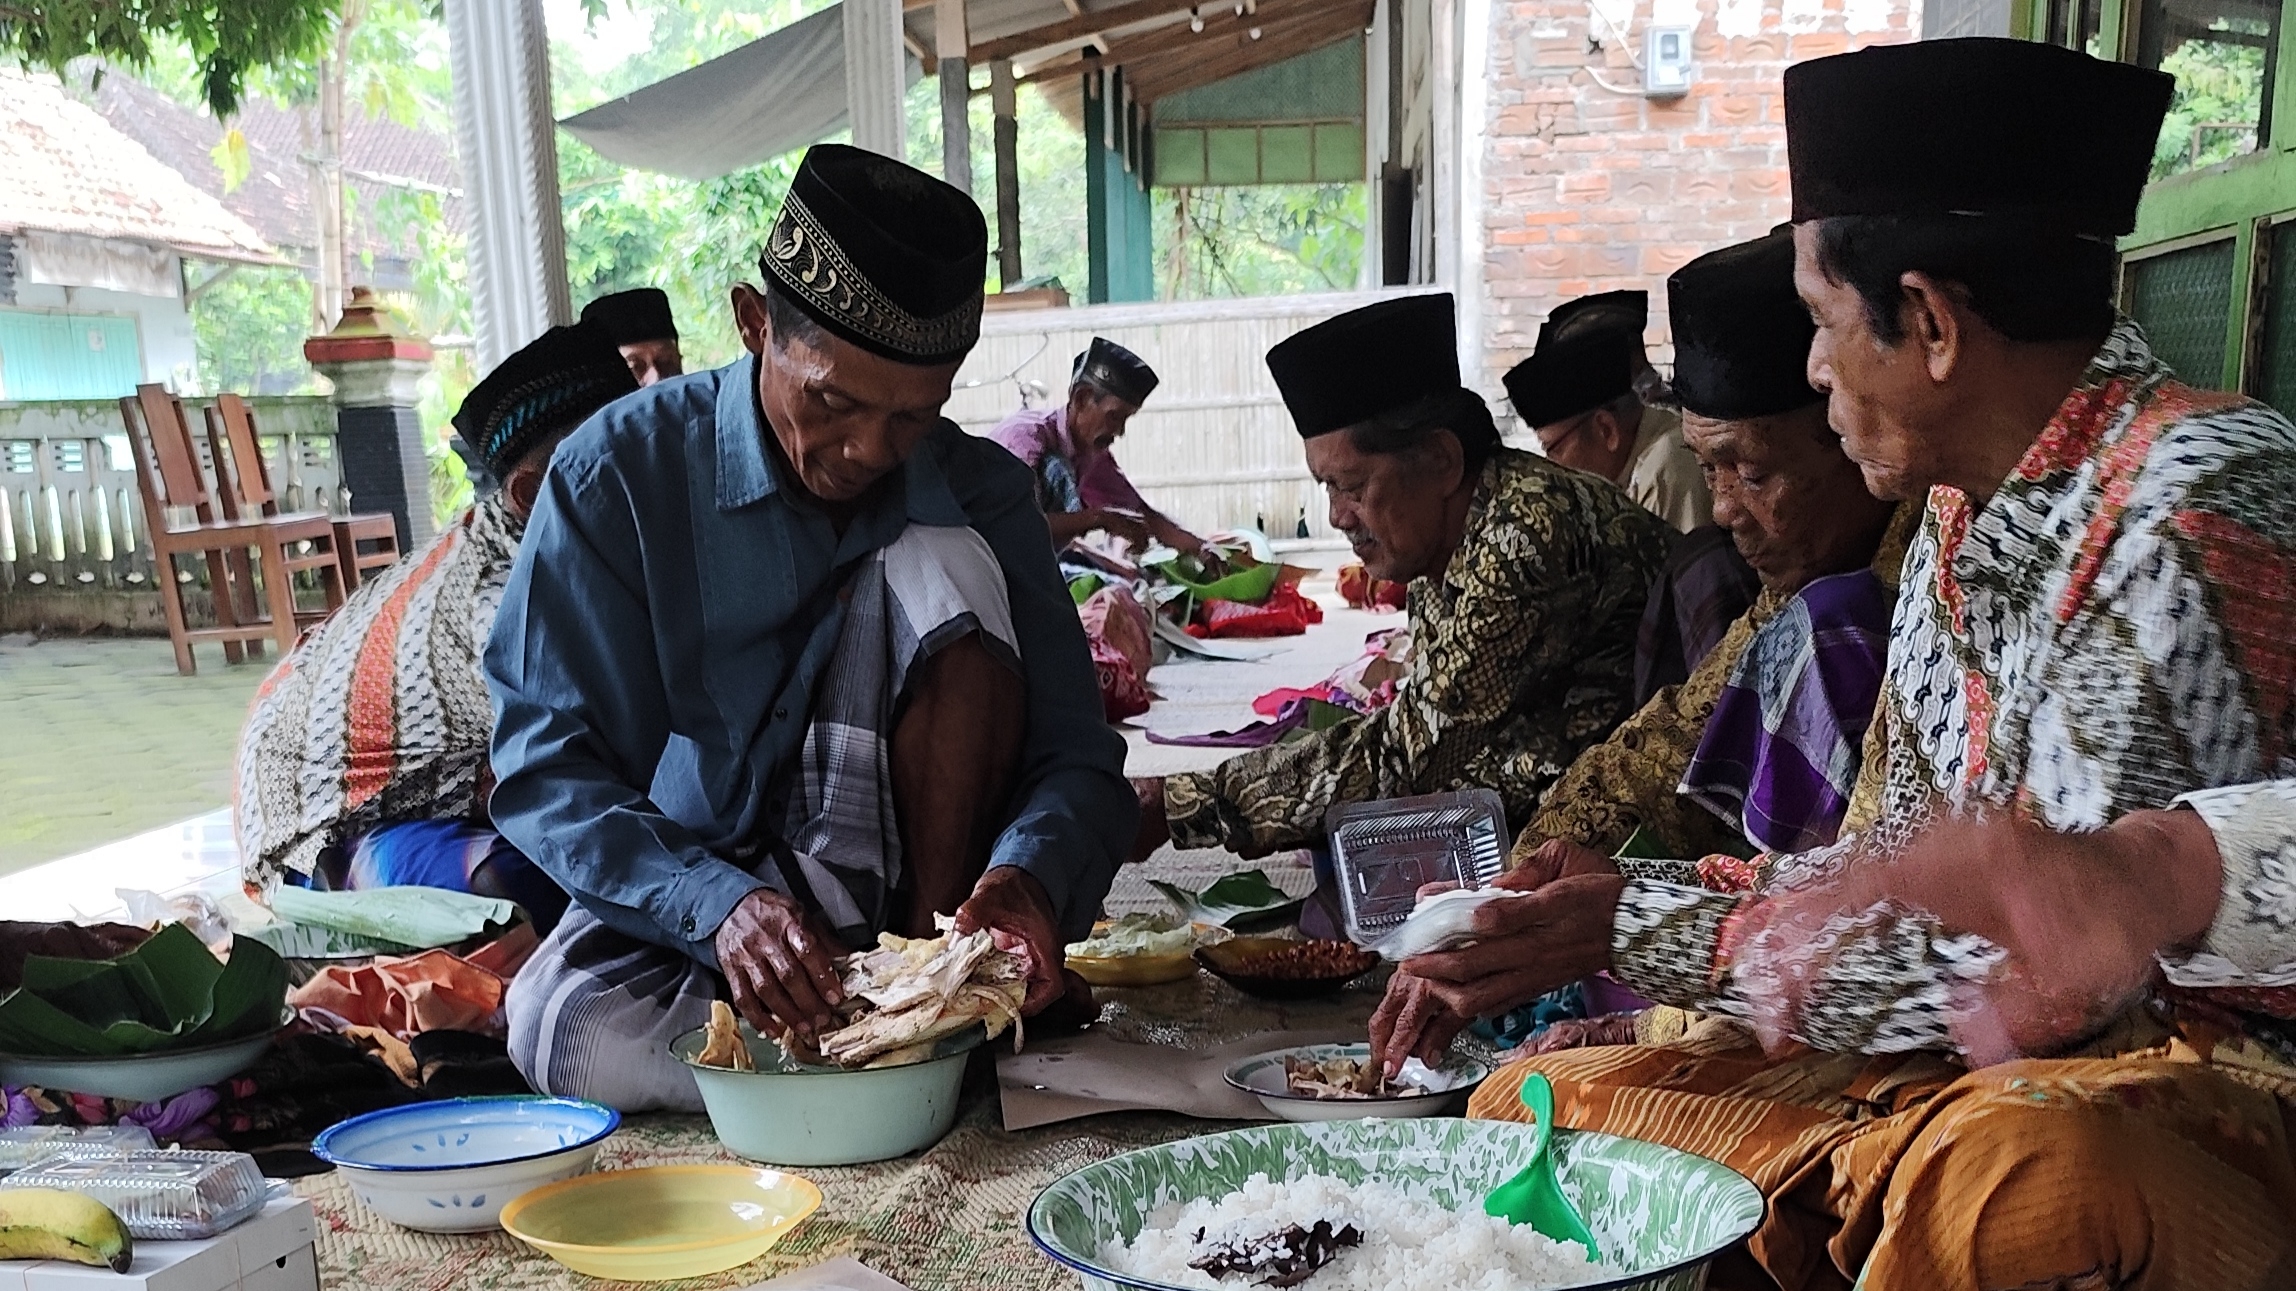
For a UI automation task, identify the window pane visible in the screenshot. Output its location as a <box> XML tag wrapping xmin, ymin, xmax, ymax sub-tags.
<box><xmin>2046</xmin><ymin>0</ymin><xmax>2105</xmax><ymax>52</ymax></box>
<box><xmin>2127</xmin><ymin>238</ymin><xmax>2237</xmax><ymax>388</ymax></box>
<box><xmin>2137</xmin><ymin>0</ymin><xmax>2281</xmax><ymax>179</ymax></box>
<box><xmin>2254</xmin><ymin>223</ymin><xmax>2296</xmax><ymax>416</ymax></box>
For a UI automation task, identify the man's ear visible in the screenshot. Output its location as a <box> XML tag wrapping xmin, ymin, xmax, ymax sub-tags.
<box><xmin>504</xmin><ymin>460</ymin><xmax>546</xmax><ymax>518</ymax></box>
<box><xmin>731</xmin><ymin>284</ymin><xmax>768</xmax><ymax>355</ymax></box>
<box><xmin>1897</xmin><ymin>271</ymin><xmax>1966</xmax><ymax>385</ymax></box>
<box><xmin>1429</xmin><ymin>427</ymin><xmax>1468</xmax><ymax>494</ymax></box>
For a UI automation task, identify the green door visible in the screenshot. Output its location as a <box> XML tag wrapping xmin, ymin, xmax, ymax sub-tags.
<box><xmin>0</xmin><ymin>310</ymin><xmax>146</xmax><ymax>401</ymax></box>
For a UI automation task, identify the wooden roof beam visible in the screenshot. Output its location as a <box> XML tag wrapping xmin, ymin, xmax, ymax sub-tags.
<box><xmin>970</xmin><ymin>0</ymin><xmax>1207</xmax><ymax>63</ymax></box>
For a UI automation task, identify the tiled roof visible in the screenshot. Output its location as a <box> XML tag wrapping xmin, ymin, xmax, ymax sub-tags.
<box><xmin>91</xmin><ymin>71</ymin><xmax>463</xmax><ymax>259</ymax></box>
<box><xmin>0</xmin><ymin>69</ymin><xmax>274</xmax><ymax>262</ymax></box>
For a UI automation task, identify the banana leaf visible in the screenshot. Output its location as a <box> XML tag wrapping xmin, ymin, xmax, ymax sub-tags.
<box><xmin>0</xmin><ymin>925</ymin><xmax>287</xmax><ymax>1058</ymax></box>
<box><xmin>1150</xmin><ymin>869</ymin><xmax>1309</xmax><ymax>930</ymax></box>
<box><xmin>267</xmin><ymin>886</ymin><xmax>514</xmax><ymax>950</ymax></box>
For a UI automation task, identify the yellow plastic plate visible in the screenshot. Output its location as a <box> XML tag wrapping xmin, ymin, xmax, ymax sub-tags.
<box><xmin>500</xmin><ymin>1164</ymin><xmax>821</xmax><ymax>1281</ymax></box>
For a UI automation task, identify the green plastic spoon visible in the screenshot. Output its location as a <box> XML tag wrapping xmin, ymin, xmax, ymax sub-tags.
<box><xmin>1483</xmin><ymin>1072</ymin><xmax>1600</xmax><ymax>1261</ymax></box>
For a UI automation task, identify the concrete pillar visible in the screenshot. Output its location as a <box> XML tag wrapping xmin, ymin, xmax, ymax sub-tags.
<box><xmin>991</xmin><ymin>59</ymin><xmax>1023</xmax><ymax>287</ymax></box>
<box><xmin>443</xmin><ymin>0</ymin><xmax>570</xmax><ymax>371</ymax></box>
<box><xmin>936</xmin><ymin>0</ymin><xmax>972</xmax><ymax>192</ymax></box>
<box><xmin>844</xmin><ymin>0</ymin><xmax>908</xmax><ymax>158</ymax></box>
<box><xmin>304</xmin><ymin>288</ymin><xmax>437</xmax><ymax>551</ymax></box>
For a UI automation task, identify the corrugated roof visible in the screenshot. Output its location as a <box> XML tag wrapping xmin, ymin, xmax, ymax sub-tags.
<box><xmin>0</xmin><ymin>69</ymin><xmax>276</xmax><ymax>263</ymax></box>
<box><xmin>91</xmin><ymin>72</ymin><xmax>463</xmax><ymax>260</ymax></box>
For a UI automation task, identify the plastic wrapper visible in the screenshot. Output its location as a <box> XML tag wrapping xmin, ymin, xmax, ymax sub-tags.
<box><xmin>0</xmin><ymin>1149</ymin><xmax>270</xmax><ymax>1239</ymax></box>
<box><xmin>0</xmin><ymin>1124</ymin><xmax>155</xmax><ymax>1174</ymax></box>
<box><xmin>1326</xmin><ymin>789</ymin><xmax>1508</xmax><ymax>944</ymax></box>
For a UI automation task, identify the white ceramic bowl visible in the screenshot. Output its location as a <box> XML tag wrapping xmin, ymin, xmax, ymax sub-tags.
<box><xmin>1223</xmin><ymin>1042</ymin><xmax>1490</xmax><ymax>1122</ymax></box>
<box><xmin>0</xmin><ymin>1026</ymin><xmax>283</xmax><ymax>1103</ymax></box>
<box><xmin>671</xmin><ymin>1022</ymin><xmax>976</xmax><ymax>1166</ymax></box>
<box><xmin>312</xmin><ymin>1096</ymin><xmax>620</xmax><ymax>1233</ymax></box>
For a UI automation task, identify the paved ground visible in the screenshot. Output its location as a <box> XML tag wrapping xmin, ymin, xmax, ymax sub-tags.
<box><xmin>0</xmin><ymin>633</ymin><xmax>269</xmax><ymax>875</ymax></box>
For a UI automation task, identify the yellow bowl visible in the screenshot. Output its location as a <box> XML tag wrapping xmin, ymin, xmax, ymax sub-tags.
<box><xmin>1065</xmin><ymin>950</ymin><xmax>1198</xmax><ymax>987</ymax></box>
<box><xmin>1065</xmin><ymin>921</ymin><xmax>1230</xmax><ymax>987</ymax></box>
<box><xmin>500</xmin><ymin>1164</ymin><xmax>821</xmax><ymax>1281</ymax></box>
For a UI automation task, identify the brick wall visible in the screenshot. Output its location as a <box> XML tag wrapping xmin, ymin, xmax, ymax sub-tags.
<box><xmin>1476</xmin><ymin>0</ymin><xmax>1917</xmax><ymax>401</ymax></box>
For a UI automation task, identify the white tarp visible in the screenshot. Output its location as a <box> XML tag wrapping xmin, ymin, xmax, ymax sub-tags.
<box><xmin>16</xmin><ymin>230</ymin><xmax>180</xmax><ymax>298</ymax></box>
<box><xmin>556</xmin><ymin>3</ymin><xmax>920</xmax><ymax>181</ymax></box>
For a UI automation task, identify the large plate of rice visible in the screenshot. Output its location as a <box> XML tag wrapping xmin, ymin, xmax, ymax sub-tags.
<box><xmin>1028</xmin><ymin>1118</ymin><xmax>1763</xmax><ymax>1291</ymax></box>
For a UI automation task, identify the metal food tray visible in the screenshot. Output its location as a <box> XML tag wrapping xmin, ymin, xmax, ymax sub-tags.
<box><xmin>1325</xmin><ymin>789</ymin><xmax>1508</xmax><ymax>943</ymax></box>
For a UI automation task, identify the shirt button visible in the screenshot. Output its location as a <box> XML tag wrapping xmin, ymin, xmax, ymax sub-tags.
<box><xmin>681</xmin><ymin>916</ymin><xmax>696</xmax><ymax>935</ymax></box>
<box><xmin>774</xmin><ymin>707</ymin><xmax>788</xmax><ymax>720</ymax></box>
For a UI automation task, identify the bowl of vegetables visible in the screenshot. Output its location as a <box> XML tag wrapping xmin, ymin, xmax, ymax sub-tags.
<box><xmin>1064</xmin><ymin>915</ymin><xmax>1229</xmax><ymax>988</ymax></box>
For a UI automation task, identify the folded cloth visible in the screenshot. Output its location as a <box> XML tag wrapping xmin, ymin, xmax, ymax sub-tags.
<box><xmin>1078</xmin><ymin>583</ymin><xmax>1154</xmax><ymax>721</ymax></box>
<box><xmin>290</xmin><ymin>948</ymin><xmax>508</xmax><ymax>1040</ymax></box>
<box><xmin>1336</xmin><ymin>562</ymin><xmax>1406</xmax><ymax>611</ymax></box>
<box><xmin>1193</xmin><ymin>584</ymin><xmax>1324</xmax><ymax>638</ymax></box>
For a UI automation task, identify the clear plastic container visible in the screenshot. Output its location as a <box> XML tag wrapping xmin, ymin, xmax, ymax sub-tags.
<box><xmin>0</xmin><ymin>1148</ymin><xmax>270</xmax><ymax>1239</ymax></box>
<box><xmin>1325</xmin><ymin>789</ymin><xmax>1508</xmax><ymax>944</ymax></box>
<box><xmin>0</xmin><ymin>1124</ymin><xmax>156</xmax><ymax>1174</ymax></box>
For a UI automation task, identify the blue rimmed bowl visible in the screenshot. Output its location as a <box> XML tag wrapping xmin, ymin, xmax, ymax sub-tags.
<box><xmin>314</xmin><ymin>1095</ymin><xmax>620</xmax><ymax>1233</ymax></box>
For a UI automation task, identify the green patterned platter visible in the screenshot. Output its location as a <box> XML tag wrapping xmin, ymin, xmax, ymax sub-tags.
<box><xmin>1027</xmin><ymin>1118</ymin><xmax>1763</xmax><ymax>1291</ymax></box>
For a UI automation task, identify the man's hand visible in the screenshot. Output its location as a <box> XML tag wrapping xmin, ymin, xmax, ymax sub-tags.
<box><xmin>715</xmin><ymin>888</ymin><xmax>846</xmax><ymax>1044</ymax></box>
<box><xmin>1399</xmin><ymin>870</ymin><xmax>1626</xmax><ymax>1025</ymax></box>
<box><xmin>1128</xmin><ymin>777</ymin><xmax>1171</xmax><ymax>865</ymax></box>
<box><xmin>1368</xmin><ymin>839</ymin><xmax>1626</xmax><ymax>1075</ymax></box>
<box><xmin>1369</xmin><ymin>973</ymin><xmax>1470</xmax><ymax>1076</ymax></box>
<box><xmin>953</xmin><ymin>866</ymin><xmax>1067</xmax><ymax>1016</ymax></box>
<box><xmin>1757</xmin><ymin>809</ymin><xmax>2224</xmax><ymax>1065</ymax></box>
<box><xmin>1087</xmin><ymin>507</ymin><xmax>1153</xmax><ymax>548</ymax></box>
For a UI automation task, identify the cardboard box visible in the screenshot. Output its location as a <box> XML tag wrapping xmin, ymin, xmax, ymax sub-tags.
<box><xmin>0</xmin><ymin>1199</ymin><xmax>317</xmax><ymax>1291</ymax></box>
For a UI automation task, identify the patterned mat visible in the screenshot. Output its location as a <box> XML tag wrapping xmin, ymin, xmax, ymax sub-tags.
<box><xmin>294</xmin><ymin>1091</ymin><xmax>1217</xmax><ymax>1291</ymax></box>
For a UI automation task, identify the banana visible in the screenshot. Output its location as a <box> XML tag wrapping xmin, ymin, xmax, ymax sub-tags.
<box><xmin>0</xmin><ymin>1188</ymin><xmax>134</xmax><ymax>1272</ymax></box>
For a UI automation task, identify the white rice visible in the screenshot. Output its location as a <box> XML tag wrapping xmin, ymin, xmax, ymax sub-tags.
<box><xmin>1102</xmin><ymin>1173</ymin><xmax>1606</xmax><ymax>1291</ymax></box>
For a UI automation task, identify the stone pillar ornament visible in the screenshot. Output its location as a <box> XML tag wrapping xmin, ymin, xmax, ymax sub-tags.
<box><xmin>304</xmin><ymin>287</ymin><xmax>437</xmax><ymax>552</ymax></box>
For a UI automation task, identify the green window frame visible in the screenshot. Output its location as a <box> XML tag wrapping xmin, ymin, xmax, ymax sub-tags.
<box><xmin>2024</xmin><ymin>0</ymin><xmax>2296</xmax><ymax>398</ymax></box>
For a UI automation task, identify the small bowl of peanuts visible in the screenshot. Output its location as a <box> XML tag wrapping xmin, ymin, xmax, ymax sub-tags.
<box><xmin>1193</xmin><ymin>936</ymin><xmax>1383</xmax><ymax>1000</ymax></box>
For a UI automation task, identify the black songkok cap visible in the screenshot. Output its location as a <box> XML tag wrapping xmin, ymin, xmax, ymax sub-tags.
<box><xmin>760</xmin><ymin>143</ymin><xmax>988</xmax><ymax>365</ymax></box>
<box><xmin>1785</xmin><ymin>38</ymin><xmax>2172</xmax><ymax>236</ymax></box>
<box><xmin>1266</xmin><ymin>294</ymin><xmax>1460</xmax><ymax>439</ymax></box>
<box><xmin>580</xmin><ymin>287</ymin><xmax>678</xmax><ymax>346</ymax></box>
<box><xmin>1667</xmin><ymin>232</ymin><xmax>1824</xmax><ymax>421</ymax></box>
<box><xmin>1502</xmin><ymin>329</ymin><xmax>1637</xmax><ymax>429</ymax></box>
<box><xmin>1073</xmin><ymin>337</ymin><xmax>1160</xmax><ymax>406</ymax></box>
<box><xmin>1537</xmin><ymin>289</ymin><xmax>1648</xmax><ymax>347</ymax></box>
<box><xmin>451</xmin><ymin>321</ymin><xmax>638</xmax><ymax>478</ymax></box>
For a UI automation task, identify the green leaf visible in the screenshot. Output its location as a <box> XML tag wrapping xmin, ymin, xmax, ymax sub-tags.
<box><xmin>210</xmin><ymin>127</ymin><xmax>252</xmax><ymax>193</ymax></box>
<box><xmin>1150</xmin><ymin>869</ymin><xmax>1304</xmax><ymax>926</ymax></box>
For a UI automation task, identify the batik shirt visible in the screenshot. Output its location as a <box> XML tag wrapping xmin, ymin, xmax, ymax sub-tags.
<box><xmin>236</xmin><ymin>494</ymin><xmax>524</xmax><ymax>891</ymax></box>
<box><xmin>1607</xmin><ymin>320</ymin><xmax>2296</xmax><ymax>1055</ymax></box>
<box><xmin>1165</xmin><ymin>447</ymin><xmax>1674</xmax><ymax>854</ymax></box>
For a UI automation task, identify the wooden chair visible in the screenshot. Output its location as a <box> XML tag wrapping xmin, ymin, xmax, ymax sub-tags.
<box><xmin>207</xmin><ymin>393</ymin><xmax>401</xmax><ymax>591</ymax></box>
<box><xmin>119</xmin><ymin>384</ymin><xmax>346</xmax><ymax>675</ymax></box>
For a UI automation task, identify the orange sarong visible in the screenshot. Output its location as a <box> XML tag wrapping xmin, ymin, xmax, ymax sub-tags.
<box><xmin>1470</xmin><ymin>1022</ymin><xmax>2296</xmax><ymax>1291</ymax></box>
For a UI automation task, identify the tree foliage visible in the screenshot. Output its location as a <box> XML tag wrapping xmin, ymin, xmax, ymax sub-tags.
<box><xmin>2</xmin><ymin>0</ymin><xmax>339</xmax><ymax>116</ymax></box>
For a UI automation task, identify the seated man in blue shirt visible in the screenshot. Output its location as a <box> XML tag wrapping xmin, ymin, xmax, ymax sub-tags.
<box><xmin>487</xmin><ymin>144</ymin><xmax>1136</xmax><ymax>1110</ymax></box>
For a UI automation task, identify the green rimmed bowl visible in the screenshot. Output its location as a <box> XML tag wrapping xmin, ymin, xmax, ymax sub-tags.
<box><xmin>1027</xmin><ymin>1118</ymin><xmax>1763</xmax><ymax>1291</ymax></box>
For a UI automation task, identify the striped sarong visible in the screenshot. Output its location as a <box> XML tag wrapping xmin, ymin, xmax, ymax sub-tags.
<box><xmin>507</xmin><ymin>524</ymin><xmax>1019</xmax><ymax>1111</ymax></box>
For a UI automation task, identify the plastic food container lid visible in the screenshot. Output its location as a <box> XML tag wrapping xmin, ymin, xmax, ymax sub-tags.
<box><xmin>0</xmin><ymin>1148</ymin><xmax>272</xmax><ymax>1239</ymax></box>
<box><xmin>0</xmin><ymin>1124</ymin><xmax>156</xmax><ymax>1174</ymax></box>
<box><xmin>1325</xmin><ymin>789</ymin><xmax>1508</xmax><ymax>944</ymax></box>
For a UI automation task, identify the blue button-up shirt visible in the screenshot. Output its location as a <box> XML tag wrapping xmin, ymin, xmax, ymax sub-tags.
<box><xmin>484</xmin><ymin>355</ymin><xmax>1134</xmax><ymax>966</ymax></box>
